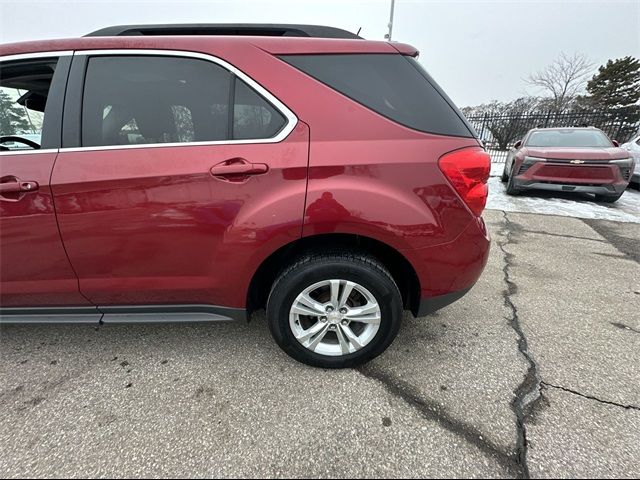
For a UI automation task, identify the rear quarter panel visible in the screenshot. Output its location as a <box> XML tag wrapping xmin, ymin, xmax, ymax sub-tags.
<box><xmin>248</xmin><ymin>55</ymin><xmax>480</xmax><ymax>249</ymax></box>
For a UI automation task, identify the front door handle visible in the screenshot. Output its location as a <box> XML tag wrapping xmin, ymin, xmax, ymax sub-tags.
<box><xmin>210</xmin><ymin>158</ymin><xmax>269</xmax><ymax>180</ymax></box>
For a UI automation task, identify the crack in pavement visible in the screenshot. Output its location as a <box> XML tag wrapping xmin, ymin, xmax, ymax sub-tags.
<box><xmin>542</xmin><ymin>382</ymin><xmax>640</xmax><ymax>411</ymax></box>
<box><xmin>356</xmin><ymin>365</ymin><xmax>521</xmax><ymax>477</ymax></box>
<box><xmin>498</xmin><ymin>211</ymin><xmax>542</xmax><ymax>479</ymax></box>
<box><xmin>610</xmin><ymin>322</ymin><xmax>640</xmax><ymax>334</ymax></box>
<box><xmin>356</xmin><ymin>211</ymin><xmax>547</xmax><ymax>478</ymax></box>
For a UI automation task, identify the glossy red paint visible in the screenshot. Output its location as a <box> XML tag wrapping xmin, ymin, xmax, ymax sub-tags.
<box><xmin>401</xmin><ymin>217</ymin><xmax>490</xmax><ymax>298</ymax></box>
<box><xmin>0</xmin><ymin>36</ymin><xmax>402</xmax><ymax>58</ymax></box>
<box><xmin>0</xmin><ymin>153</ymin><xmax>90</xmax><ymax>306</ymax></box>
<box><xmin>1</xmin><ymin>34</ymin><xmax>490</xmax><ymax>314</ymax></box>
<box><xmin>52</xmin><ymin>123</ymin><xmax>309</xmax><ymax>307</ymax></box>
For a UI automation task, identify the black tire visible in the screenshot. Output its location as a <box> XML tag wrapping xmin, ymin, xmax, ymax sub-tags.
<box><xmin>266</xmin><ymin>251</ymin><xmax>403</xmax><ymax>369</ymax></box>
<box><xmin>505</xmin><ymin>164</ymin><xmax>520</xmax><ymax>195</ymax></box>
<box><xmin>500</xmin><ymin>163</ymin><xmax>509</xmax><ymax>182</ymax></box>
<box><xmin>594</xmin><ymin>192</ymin><xmax>624</xmax><ymax>203</ymax></box>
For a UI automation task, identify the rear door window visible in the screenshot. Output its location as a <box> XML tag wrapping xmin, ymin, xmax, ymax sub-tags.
<box><xmin>280</xmin><ymin>53</ymin><xmax>474</xmax><ymax>138</ymax></box>
<box><xmin>81</xmin><ymin>55</ymin><xmax>289</xmax><ymax>148</ymax></box>
<box><xmin>82</xmin><ymin>56</ymin><xmax>232</xmax><ymax>147</ymax></box>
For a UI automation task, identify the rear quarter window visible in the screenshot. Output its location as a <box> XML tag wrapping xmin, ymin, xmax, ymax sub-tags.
<box><xmin>233</xmin><ymin>78</ymin><xmax>286</xmax><ymax>140</ymax></box>
<box><xmin>280</xmin><ymin>53</ymin><xmax>474</xmax><ymax>138</ymax></box>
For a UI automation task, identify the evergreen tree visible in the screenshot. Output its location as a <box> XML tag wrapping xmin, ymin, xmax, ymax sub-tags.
<box><xmin>577</xmin><ymin>57</ymin><xmax>640</xmax><ymax>141</ymax></box>
<box><xmin>582</xmin><ymin>56</ymin><xmax>640</xmax><ymax>110</ymax></box>
<box><xmin>0</xmin><ymin>90</ymin><xmax>31</xmax><ymax>135</ymax></box>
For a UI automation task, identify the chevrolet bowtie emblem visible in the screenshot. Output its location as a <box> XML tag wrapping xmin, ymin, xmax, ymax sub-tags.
<box><xmin>570</xmin><ymin>159</ymin><xmax>585</xmax><ymax>164</ymax></box>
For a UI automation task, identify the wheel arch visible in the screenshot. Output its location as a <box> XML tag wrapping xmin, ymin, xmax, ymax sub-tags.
<box><xmin>247</xmin><ymin>233</ymin><xmax>421</xmax><ymax>318</ymax></box>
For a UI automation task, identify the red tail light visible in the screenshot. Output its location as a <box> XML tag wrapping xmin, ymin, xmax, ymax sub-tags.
<box><xmin>438</xmin><ymin>147</ymin><xmax>491</xmax><ymax>216</ymax></box>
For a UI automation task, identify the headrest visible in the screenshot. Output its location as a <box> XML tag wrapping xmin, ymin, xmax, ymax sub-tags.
<box><xmin>133</xmin><ymin>94</ymin><xmax>176</xmax><ymax>141</ymax></box>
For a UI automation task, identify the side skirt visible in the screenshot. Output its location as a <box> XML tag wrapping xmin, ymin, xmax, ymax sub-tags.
<box><xmin>0</xmin><ymin>307</ymin><xmax>101</xmax><ymax>324</ymax></box>
<box><xmin>0</xmin><ymin>304</ymin><xmax>246</xmax><ymax>324</ymax></box>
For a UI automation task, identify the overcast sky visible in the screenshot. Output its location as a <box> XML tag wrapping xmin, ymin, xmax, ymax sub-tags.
<box><xmin>1</xmin><ymin>0</ymin><xmax>638</xmax><ymax>107</ymax></box>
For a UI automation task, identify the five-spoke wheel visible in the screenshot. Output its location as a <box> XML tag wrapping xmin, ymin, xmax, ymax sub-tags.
<box><xmin>289</xmin><ymin>279</ymin><xmax>382</xmax><ymax>356</ymax></box>
<box><xmin>267</xmin><ymin>252</ymin><xmax>403</xmax><ymax>368</ymax></box>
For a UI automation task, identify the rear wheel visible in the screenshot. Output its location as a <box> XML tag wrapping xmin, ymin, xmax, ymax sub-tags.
<box><xmin>267</xmin><ymin>252</ymin><xmax>403</xmax><ymax>368</ymax></box>
<box><xmin>594</xmin><ymin>192</ymin><xmax>624</xmax><ymax>203</ymax></box>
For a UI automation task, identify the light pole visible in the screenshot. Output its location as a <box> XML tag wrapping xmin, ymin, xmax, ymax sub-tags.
<box><xmin>385</xmin><ymin>0</ymin><xmax>396</xmax><ymax>41</ymax></box>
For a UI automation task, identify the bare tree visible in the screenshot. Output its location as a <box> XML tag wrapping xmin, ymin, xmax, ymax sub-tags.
<box><xmin>526</xmin><ymin>53</ymin><xmax>594</xmax><ymax>113</ymax></box>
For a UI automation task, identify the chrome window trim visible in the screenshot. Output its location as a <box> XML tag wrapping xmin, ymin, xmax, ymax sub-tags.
<box><xmin>62</xmin><ymin>48</ymin><xmax>298</xmax><ymax>152</ymax></box>
<box><xmin>0</xmin><ymin>51</ymin><xmax>74</xmax><ymax>62</ymax></box>
<box><xmin>0</xmin><ymin>51</ymin><xmax>73</xmax><ymax>155</ymax></box>
<box><xmin>0</xmin><ymin>149</ymin><xmax>58</xmax><ymax>156</ymax></box>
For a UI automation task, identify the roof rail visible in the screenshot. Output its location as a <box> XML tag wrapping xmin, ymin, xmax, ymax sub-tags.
<box><xmin>85</xmin><ymin>24</ymin><xmax>361</xmax><ymax>39</ymax></box>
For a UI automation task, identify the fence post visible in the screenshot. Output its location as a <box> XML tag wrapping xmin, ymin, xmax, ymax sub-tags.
<box><xmin>615</xmin><ymin>116</ymin><xmax>625</xmax><ymax>142</ymax></box>
<box><xmin>480</xmin><ymin>113</ymin><xmax>488</xmax><ymax>140</ymax></box>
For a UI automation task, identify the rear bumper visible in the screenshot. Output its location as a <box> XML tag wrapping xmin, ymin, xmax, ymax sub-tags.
<box><xmin>417</xmin><ymin>286</ymin><xmax>472</xmax><ymax>316</ymax></box>
<box><xmin>402</xmin><ymin>216</ymin><xmax>490</xmax><ymax>316</ymax></box>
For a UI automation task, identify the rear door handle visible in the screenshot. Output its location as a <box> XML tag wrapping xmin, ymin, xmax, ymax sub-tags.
<box><xmin>210</xmin><ymin>158</ymin><xmax>269</xmax><ymax>179</ymax></box>
<box><xmin>0</xmin><ymin>178</ymin><xmax>39</xmax><ymax>198</ymax></box>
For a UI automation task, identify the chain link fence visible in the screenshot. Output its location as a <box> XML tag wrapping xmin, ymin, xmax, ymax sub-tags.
<box><xmin>465</xmin><ymin>109</ymin><xmax>640</xmax><ymax>163</ymax></box>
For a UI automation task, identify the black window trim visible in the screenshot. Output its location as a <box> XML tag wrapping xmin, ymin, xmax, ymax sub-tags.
<box><xmin>60</xmin><ymin>49</ymin><xmax>298</xmax><ymax>151</ymax></box>
<box><xmin>0</xmin><ymin>51</ymin><xmax>73</xmax><ymax>155</ymax></box>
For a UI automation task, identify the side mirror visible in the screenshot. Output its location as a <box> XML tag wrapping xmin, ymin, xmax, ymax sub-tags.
<box><xmin>514</xmin><ymin>140</ymin><xmax>522</xmax><ymax>149</ymax></box>
<box><xmin>612</xmin><ymin>140</ymin><xmax>619</xmax><ymax>147</ymax></box>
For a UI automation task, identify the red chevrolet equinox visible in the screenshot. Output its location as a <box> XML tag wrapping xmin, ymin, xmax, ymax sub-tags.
<box><xmin>0</xmin><ymin>24</ymin><xmax>490</xmax><ymax>368</ymax></box>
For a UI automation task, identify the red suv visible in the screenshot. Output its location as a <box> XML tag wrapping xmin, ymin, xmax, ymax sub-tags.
<box><xmin>0</xmin><ymin>24</ymin><xmax>490</xmax><ymax>368</ymax></box>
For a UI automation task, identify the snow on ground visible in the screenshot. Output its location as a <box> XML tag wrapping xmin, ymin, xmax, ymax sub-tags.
<box><xmin>490</xmin><ymin>162</ymin><xmax>506</xmax><ymax>178</ymax></box>
<box><xmin>487</xmin><ymin>163</ymin><xmax>640</xmax><ymax>224</ymax></box>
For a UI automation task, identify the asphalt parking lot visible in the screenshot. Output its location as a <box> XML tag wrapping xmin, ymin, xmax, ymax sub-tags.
<box><xmin>1</xmin><ymin>208</ymin><xmax>639</xmax><ymax>478</ymax></box>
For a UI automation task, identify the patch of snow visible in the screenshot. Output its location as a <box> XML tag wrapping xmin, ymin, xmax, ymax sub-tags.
<box><xmin>490</xmin><ymin>162</ymin><xmax>505</xmax><ymax>178</ymax></box>
<box><xmin>486</xmin><ymin>175</ymin><xmax>640</xmax><ymax>223</ymax></box>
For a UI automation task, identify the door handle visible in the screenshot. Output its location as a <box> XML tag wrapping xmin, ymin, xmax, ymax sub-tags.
<box><xmin>210</xmin><ymin>158</ymin><xmax>269</xmax><ymax>180</ymax></box>
<box><xmin>0</xmin><ymin>178</ymin><xmax>39</xmax><ymax>200</ymax></box>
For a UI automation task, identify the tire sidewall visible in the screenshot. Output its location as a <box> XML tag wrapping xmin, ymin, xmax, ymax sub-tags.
<box><xmin>267</xmin><ymin>259</ymin><xmax>402</xmax><ymax>368</ymax></box>
<box><xmin>595</xmin><ymin>192</ymin><xmax>623</xmax><ymax>203</ymax></box>
<box><xmin>506</xmin><ymin>164</ymin><xmax>520</xmax><ymax>195</ymax></box>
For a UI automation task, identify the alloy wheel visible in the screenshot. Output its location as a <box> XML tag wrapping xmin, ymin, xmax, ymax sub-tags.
<box><xmin>289</xmin><ymin>279</ymin><xmax>382</xmax><ymax>357</ymax></box>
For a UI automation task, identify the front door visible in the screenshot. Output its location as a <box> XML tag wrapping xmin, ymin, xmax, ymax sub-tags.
<box><xmin>0</xmin><ymin>54</ymin><xmax>91</xmax><ymax>309</ymax></box>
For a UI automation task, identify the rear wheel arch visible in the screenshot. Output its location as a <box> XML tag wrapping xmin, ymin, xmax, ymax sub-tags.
<box><xmin>246</xmin><ymin>233</ymin><xmax>421</xmax><ymax>318</ymax></box>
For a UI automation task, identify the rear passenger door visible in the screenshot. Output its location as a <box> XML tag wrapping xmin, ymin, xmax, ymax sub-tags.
<box><xmin>52</xmin><ymin>51</ymin><xmax>308</xmax><ymax>310</ymax></box>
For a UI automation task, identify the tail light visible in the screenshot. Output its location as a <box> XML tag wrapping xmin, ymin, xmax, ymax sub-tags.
<box><xmin>438</xmin><ymin>147</ymin><xmax>491</xmax><ymax>216</ymax></box>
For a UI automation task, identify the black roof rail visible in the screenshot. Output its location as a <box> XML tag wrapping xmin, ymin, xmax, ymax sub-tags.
<box><xmin>85</xmin><ymin>24</ymin><xmax>361</xmax><ymax>39</ymax></box>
